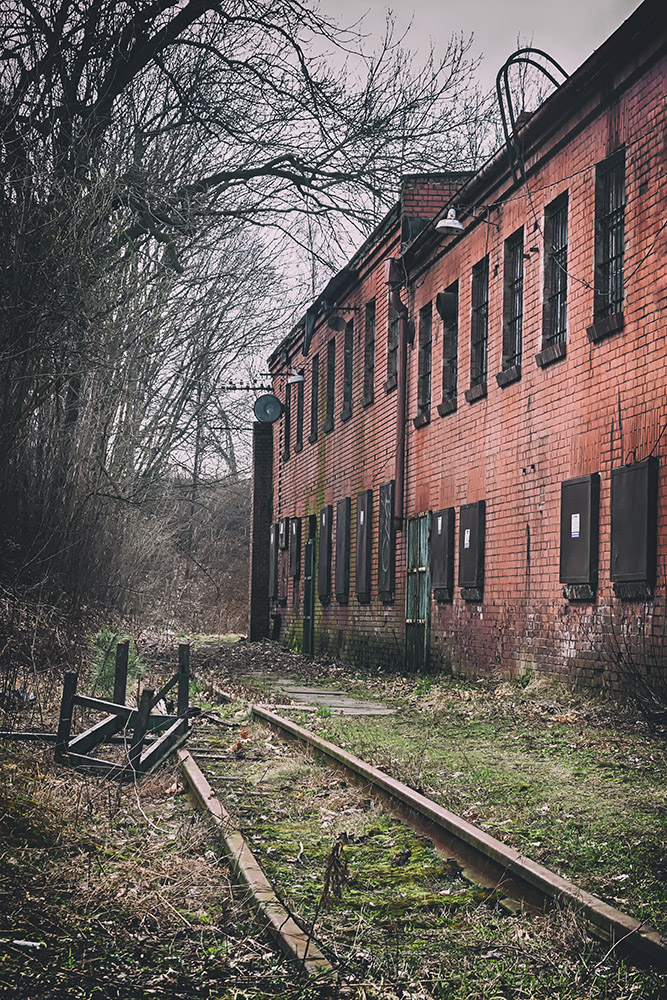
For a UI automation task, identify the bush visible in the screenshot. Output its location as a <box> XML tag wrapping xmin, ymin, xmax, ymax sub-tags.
<box><xmin>89</xmin><ymin>629</ymin><xmax>144</xmax><ymax>700</ymax></box>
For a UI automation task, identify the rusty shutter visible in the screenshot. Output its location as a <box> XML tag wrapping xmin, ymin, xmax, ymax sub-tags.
<box><xmin>459</xmin><ymin>500</ymin><xmax>485</xmax><ymax>597</ymax></box>
<box><xmin>432</xmin><ymin>507</ymin><xmax>455</xmax><ymax>601</ymax></box>
<box><xmin>378</xmin><ymin>481</ymin><xmax>395</xmax><ymax>602</ymax></box>
<box><xmin>318</xmin><ymin>505</ymin><xmax>332</xmax><ymax>602</ymax></box>
<box><xmin>356</xmin><ymin>490</ymin><xmax>373</xmax><ymax>603</ymax></box>
<box><xmin>559</xmin><ymin>475</ymin><xmax>599</xmax><ymax>586</ymax></box>
<box><xmin>611</xmin><ymin>458</ymin><xmax>658</xmax><ymax>589</ymax></box>
<box><xmin>335</xmin><ymin>497</ymin><xmax>351</xmax><ymax>603</ymax></box>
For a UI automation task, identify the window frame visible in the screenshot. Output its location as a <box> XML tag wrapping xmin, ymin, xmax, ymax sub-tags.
<box><xmin>363</xmin><ymin>299</ymin><xmax>376</xmax><ymax>406</ymax></box>
<box><xmin>414</xmin><ymin>301</ymin><xmax>432</xmax><ymax>426</ymax></box>
<box><xmin>324</xmin><ymin>338</ymin><xmax>335</xmax><ymax>433</ymax></box>
<box><xmin>468</xmin><ymin>255</ymin><xmax>489</xmax><ymax>398</ymax></box>
<box><xmin>282</xmin><ymin>381</ymin><xmax>291</xmax><ymax>460</ymax></box>
<box><xmin>541</xmin><ymin>192</ymin><xmax>568</xmax><ymax>355</ymax></box>
<box><xmin>501</xmin><ymin>227</ymin><xmax>524</xmax><ymax>374</ymax></box>
<box><xmin>438</xmin><ymin>281</ymin><xmax>458</xmax><ymax>415</ymax></box>
<box><xmin>294</xmin><ymin>370</ymin><xmax>304</xmax><ymax>452</ymax></box>
<box><xmin>341</xmin><ymin>320</ymin><xmax>353</xmax><ymax>422</ymax></box>
<box><xmin>308</xmin><ymin>353</ymin><xmax>319</xmax><ymax>443</ymax></box>
<box><xmin>386</xmin><ymin>293</ymin><xmax>399</xmax><ymax>391</ymax></box>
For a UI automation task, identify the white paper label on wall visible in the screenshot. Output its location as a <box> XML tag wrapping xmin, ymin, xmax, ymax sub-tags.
<box><xmin>571</xmin><ymin>513</ymin><xmax>580</xmax><ymax>539</ymax></box>
<box><xmin>437</xmin><ymin>516</ymin><xmax>443</xmax><ymax>533</ymax></box>
<box><xmin>360</xmin><ymin>511</ymin><xmax>364</xmax><ymax>525</ymax></box>
<box><xmin>464</xmin><ymin>528</ymin><xmax>471</xmax><ymax>549</ymax></box>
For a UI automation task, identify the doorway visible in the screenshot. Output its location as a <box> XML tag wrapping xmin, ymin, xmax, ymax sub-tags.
<box><xmin>303</xmin><ymin>515</ymin><xmax>317</xmax><ymax>655</ymax></box>
<box><xmin>406</xmin><ymin>512</ymin><xmax>431</xmax><ymax>671</ymax></box>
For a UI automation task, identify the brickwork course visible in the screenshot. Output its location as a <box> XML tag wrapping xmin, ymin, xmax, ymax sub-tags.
<box><xmin>253</xmin><ymin>0</ymin><xmax>667</xmax><ymax>688</ymax></box>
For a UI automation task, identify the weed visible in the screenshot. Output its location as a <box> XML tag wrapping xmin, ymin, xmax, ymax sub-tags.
<box><xmin>315</xmin><ymin>706</ymin><xmax>332</xmax><ymax>718</ymax></box>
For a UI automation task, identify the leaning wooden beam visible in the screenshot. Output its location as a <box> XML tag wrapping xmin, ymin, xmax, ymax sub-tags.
<box><xmin>139</xmin><ymin>717</ymin><xmax>188</xmax><ymax>773</ymax></box>
<box><xmin>129</xmin><ymin>688</ymin><xmax>153</xmax><ymax>773</ymax></box>
<box><xmin>150</xmin><ymin>673</ymin><xmax>178</xmax><ymax>709</ymax></box>
<box><xmin>55</xmin><ymin>673</ymin><xmax>78</xmax><ymax>763</ymax></box>
<box><xmin>67</xmin><ymin>713</ymin><xmax>125</xmax><ymax>755</ymax></box>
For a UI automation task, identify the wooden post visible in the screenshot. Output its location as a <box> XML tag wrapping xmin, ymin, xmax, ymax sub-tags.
<box><xmin>113</xmin><ymin>640</ymin><xmax>129</xmax><ymax>706</ymax></box>
<box><xmin>178</xmin><ymin>644</ymin><xmax>190</xmax><ymax>718</ymax></box>
<box><xmin>129</xmin><ymin>688</ymin><xmax>153</xmax><ymax>773</ymax></box>
<box><xmin>55</xmin><ymin>672</ymin><xmax>78</xmax><ymax>763</ymax></box>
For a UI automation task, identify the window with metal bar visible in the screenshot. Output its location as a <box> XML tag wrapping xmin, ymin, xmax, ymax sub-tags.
<box><xmin>502</xmin><ymin>228</ymin><xmax>523</xmax><ymax>369</ymax></box>
<box><xmin>324</xmin><ymin>338</ymin><xmax>335</xmax><ymax>433</ymax></box>
<box><xmin>309</xmin><ymin>353</ymin><xmax>319</xmax><ymax>442</ymax></box>
<box><xmin>282</xmin><ymin>381</ymin><xmax>291</xmax><ymax>460</ymax></box>
<box><xmin>441</xmin><ymin>281</ymin><xmax>458</xmax><ymax>406</ymax></box>
<box><xmin>595</xmin><ymin>149</ymin><xmax>625</xmax><ymax>320</ymax></box>
<box><xmin>542</xmin><ymin>193</ymin><xmax>568</xmax><ymax>348</ymax></box>
<box><xmin>363</xmin><ymin>299</ymin><xmax>375</xmax><ymax>404</ymax></box>
<box><xmin>295</xmin><ymin>371</ymin><xmax>304</xmax><ymax>451</ymax></box>
<box><xmin>341</xmin><ymin>320</ymin><xmax>353</xmax><ymax>420</ymax></box>
<box><xmin>470</xmin><ymin>256</ymin><xmax>489</xmax><ymax>387</ymax></box>
<box><xmin>386</xmin><ymin>294</ymin><xmax>399</xmax><ymax>389</ymax></box>
<box><xmin>417</xmin><ymin>302</ymin><xmax>432</xmax><ymax>414</ymax></box>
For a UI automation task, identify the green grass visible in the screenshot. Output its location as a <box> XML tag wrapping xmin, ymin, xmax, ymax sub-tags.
<box><xmin>310</xmin><ymin>680</ymin><xmax>667</xmax><ymax>935</ymax></box>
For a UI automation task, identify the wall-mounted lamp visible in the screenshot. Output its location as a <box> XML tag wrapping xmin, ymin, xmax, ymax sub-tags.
<box><xmin>287</xmin><ymin>369</ymin><xmax>304</xmax><ymax>384</ymax></box>
<box><xmin>436</xmin><ymin>208</ymin><xmax>464</xmax><ymax>234</ymax></box>
<box><xmin>327</xmin><ymin>314</ymin><xmax>348</xmax><ymax>332</ymax></box>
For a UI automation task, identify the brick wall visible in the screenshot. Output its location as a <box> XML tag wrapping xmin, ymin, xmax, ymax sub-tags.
<box><xmin>261</xmin><ymin>5</ymin><xmax>667</xmax><ymax>688</ymax></box>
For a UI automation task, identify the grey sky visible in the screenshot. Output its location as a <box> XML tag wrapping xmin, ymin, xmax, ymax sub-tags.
<box><xmin>319</xmin><ymin>0</ymin><xmax>642</xmax><ymax>91</ymax></box>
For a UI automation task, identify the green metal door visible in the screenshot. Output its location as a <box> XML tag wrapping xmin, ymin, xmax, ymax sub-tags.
<box><xmin>303</xmin><ymin>537</ymin><xmax>316</xmax><ymax>655</ymax></box>
<box><xmin>406</xmin><ymin>513</ymin><xmax>431</xmax><ymax>671</ymax></box>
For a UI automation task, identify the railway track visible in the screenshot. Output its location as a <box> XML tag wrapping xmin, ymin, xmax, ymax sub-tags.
<box><xmin>181</xmin><ymin>685</ymin><xmax>667</xmax><ymax>980</ymax></box>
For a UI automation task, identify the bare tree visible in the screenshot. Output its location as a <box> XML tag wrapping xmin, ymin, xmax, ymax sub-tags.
<box><xmin>0</xmin><ymin>0</ymin><xmax>489</xmax><ymax>614</ymax></box>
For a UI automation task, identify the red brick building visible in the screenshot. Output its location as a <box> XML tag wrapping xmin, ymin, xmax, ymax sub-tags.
<box><xmin>251</xmin><ymin>0</ymin><xmax>667</xmax><ymax>687</ymax></box>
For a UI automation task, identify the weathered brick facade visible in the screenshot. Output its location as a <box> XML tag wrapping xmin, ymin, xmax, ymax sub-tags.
<box><xmin>254</xmin><ymin>1</ymin><xmax>667</xmax><ymax>688</ymax></box>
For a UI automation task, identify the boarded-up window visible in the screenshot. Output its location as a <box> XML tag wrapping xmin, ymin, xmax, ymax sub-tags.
<box><xmin>378</xmin><ymin>481</ymin><xmax>395</xmax><ymax>602</ymax></box>
<box><xmin>356</xmin><ymin>490</ymin><xmax>373</xmax><ymax>603</ymax></box>
<box><xmin>289</xmin><ymin>517</ymin><xmax>301</xmax><ymax>577</ymax></box>
<box><xmin>268</xmin><ymin>524</ymin><xmax>279</xmax><ymax>599</ymax></box>
<box><xmin>318</xmin><ymin>504</ymin><xmax>332</xmax><ymax>602</ymax></box>
<box><xmin>611</xmin><ymin>458</ymin><xmax>658</xmax><ymax>591</ymax></box>
<box><xmin>459</xmin><ymin>500</ymin><xmax>485</xmax><ymax>599</ymax></box>
<box><xmin>559</xmin><ymin>474</ymin><xmax>600</xmax><ymax>591</ymax></box>
<box><xmin>432</xmin><ymin>508</ymin><xmax>455</xmax><ymax>601</ymax></box>
<box><xmin>335</xmin><ymin>498</ymin><xmax>351</xmax><ymax>603</ymax></box>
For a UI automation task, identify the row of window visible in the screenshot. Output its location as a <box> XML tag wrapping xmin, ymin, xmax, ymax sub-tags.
<box><xmin>271</xmin><ymin>456</ymin><xmax>657</xmax><ymax>606</ymax></box>
<box><xmin>282</xmin><ymin>147</ymin><xmax>625</xmax><ymax>457</ymax></box>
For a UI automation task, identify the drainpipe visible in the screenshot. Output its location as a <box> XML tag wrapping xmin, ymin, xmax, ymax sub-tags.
<box><xmin>384</xmin><ymin>257</ymin><xmax>409</xmax><ymax>532</ymax></box>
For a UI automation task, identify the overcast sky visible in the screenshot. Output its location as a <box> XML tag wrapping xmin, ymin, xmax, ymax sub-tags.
<box><xmin>319</xmin><ymin>0</ymin><xmax>642</xmax><ymax>91</ymax></box>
